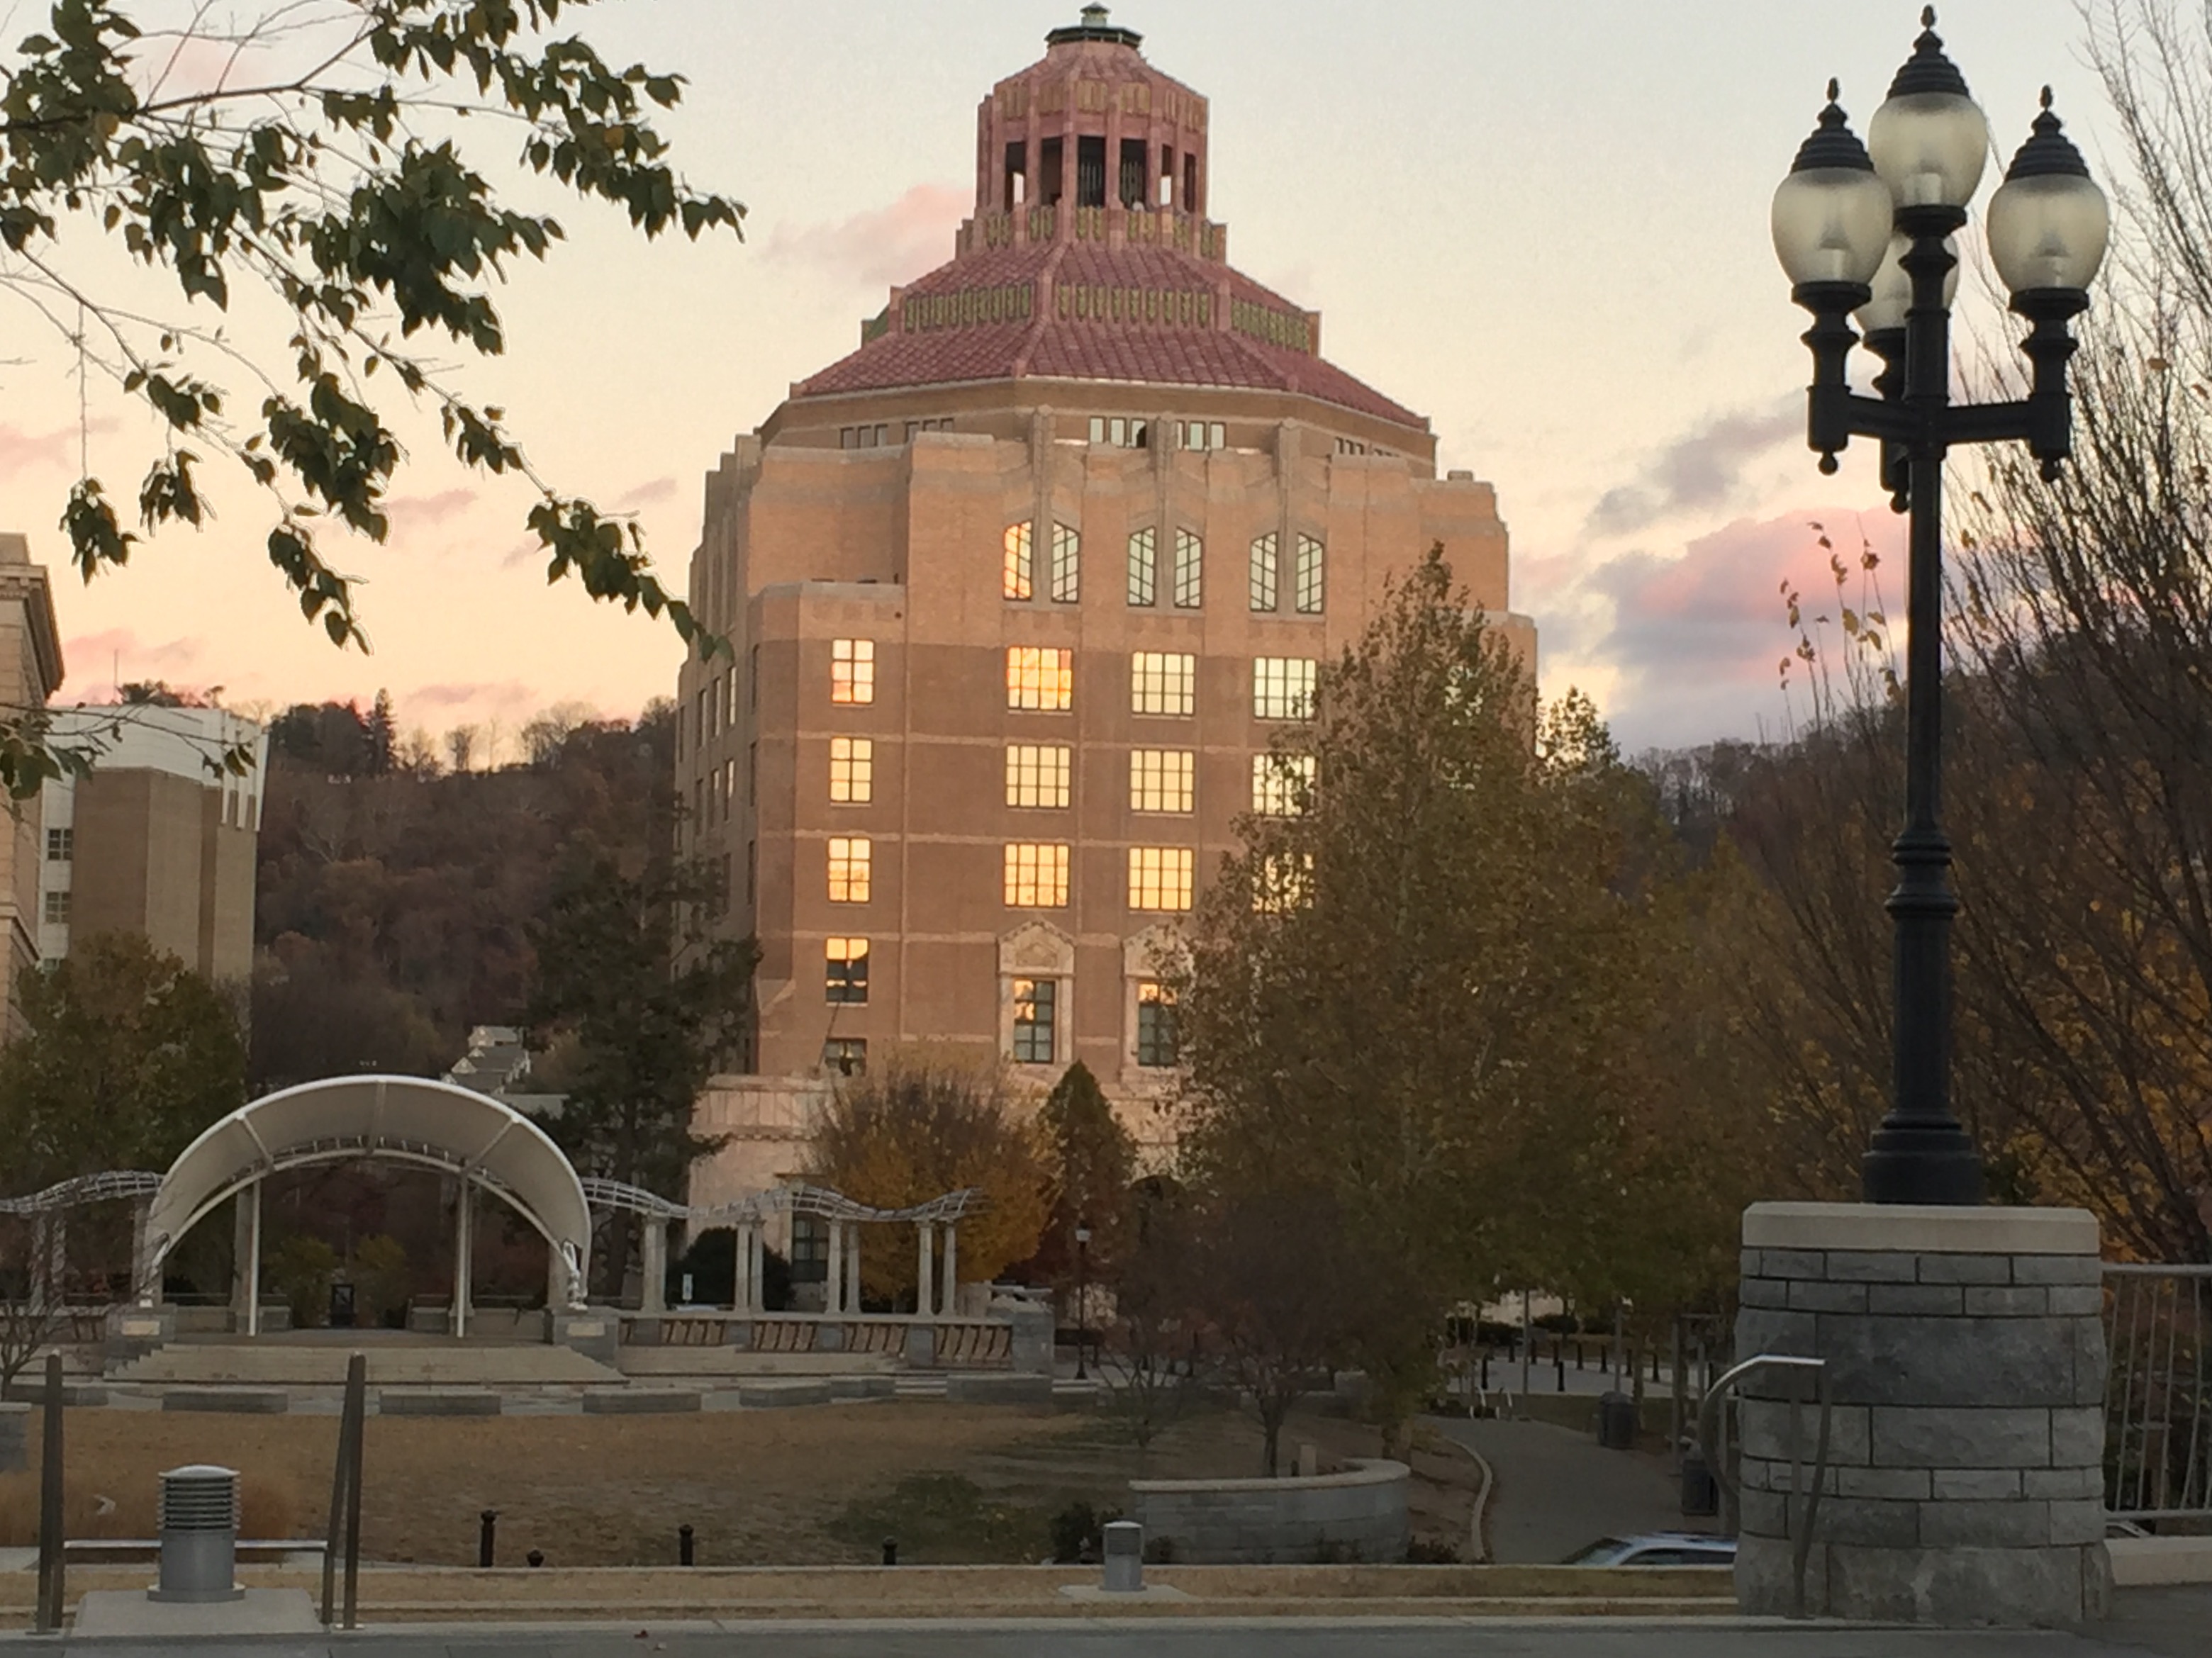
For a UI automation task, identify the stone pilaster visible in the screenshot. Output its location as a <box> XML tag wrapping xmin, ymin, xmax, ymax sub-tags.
<box><xmin>1734</xmin><ymin>1202</ymin><xmax>2108</xmax><ymax>1626</ymax></box>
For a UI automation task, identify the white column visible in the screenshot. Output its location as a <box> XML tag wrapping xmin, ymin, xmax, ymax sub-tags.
<box><xmin>131</xmin><ymin>1197</ymin><xmax>155</xmax><ymax>1307</ymax></box>
<box><xmin>452</xmin><ymin>1178</ymin><xmax>474</xmax><ymax>1338</ymax></box>
<box><xmin>642</xmin><ymin>1219</ymin><xmax>669</xmax><ymax>1316</ymax></box>
<box><xmin>244</xmin><ymin>1180</ymin><xmax>263</xmax><ymax>1338</ymax></box>
<box><xmin>916</xmin><ymin>1223</ymin><xmax>935</xmax><ymax>1318</ymax></box>
<box><xmin>940</xmin><ymin>1224</ymin><xmax>958</xmax><ymax>1317</ymax></box>
<box><xmin>847</xmin><ymin>1223</ymin><xmax>863</xmax><ymax>1314</ymax></box>
<box><xmin>826</xmin><ymin>1221</ymin><xmax>844</xmax><ymax>1314</ymax></box>
<box><xmin>750</xmin><ymin>1224</ymin><xmax>766</xmax><ymax>1313</ymax></box>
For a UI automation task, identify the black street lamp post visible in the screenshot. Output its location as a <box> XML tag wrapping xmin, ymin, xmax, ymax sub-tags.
<box><xmin>1074</xmin><ymin>1219</ymin><xmax>1092</xmax><ymax>1382</ymax></box>
<box><xmin>1772</xmin><ymin>9</ymin><xmax>2108</xmax><ymax>1204</ymax></box>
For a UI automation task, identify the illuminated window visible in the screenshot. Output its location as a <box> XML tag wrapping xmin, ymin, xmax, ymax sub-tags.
<box><xmin>1250</xmin><ymin>532</ymin><xmax>1279</xmax><ymax>612</ymax></box>
<box><xmin>1295</xmin><ymin>533</ymin><xmax>1325</xmax><ymax>614</ymax></box>
<box><xmin>1003</xmin><ymin>842</ymin><xmax>1071</xmax><ymax>907</ymax></box>
<box><xmin>1256</xmin><ymin>852</ymin><xmax>1313</xmax><ymax>912</ymax></box>
<box><xmin>1003</xmin><ymin>522</ymin><xmax>1034</xmax><ymax>600</ymax></box>
<box><xmin>1136</xmin><ymin>982</ymin><xmax>1179</xmax><ymax>1067</ymax></box>
<box><xmin>1253</xmin><ymin>657</ymin><xmax>1317</xmax><ymax>721</ymax></box>
<box><xmin>826</xmin><ymin>938</ymin><xmax>869</xmax><ymax>1004</ymax></box>
<box><xmin>1007</xmin><ymin>646</ymin><xmax>1074</xmax><ymax>711</ymax></box>
<box><xmin>1012</xmin><ymin>978</ymin><xmax>1057</xmax><ymax>1063</ymax></box>
<box><xmin>831</xmin><ymin>639</ymin><xmax>875</xmax><ymax>705</ymax></box>
<box><xmin>1253</xmin><ymin>753</ymin><xmax>1316</xmax><ymax>815</ymax></box>
<box><xmin>823</xmin><ymin>1038</ymin><xmax>868</xmax><ymax>1075</ymax></box>
<box><xmin>1173</xmin><ymin>529</ymin><xmax>1203</xmax><ymax>608</ymax></box>
<box><xmin>1050</xmin><ymin>523</ymin><xmax>1081</xmax><ymax>603</ymax></box>
<box><xmin>1127</xmin><ymin>847</ymin><xmax>1194</xmax><ymax>912</ymax></box>
<box><xmin>1129</xmin><ymin>750</ymin><xmax>1195</xmax><ymax>814</ymax></box>
<box><xmin>1127</xmin><ymin>527</ymin><xmax>1157</xmax><ymax>607</ymax></box>
<box><xmin>830</xmin><ymin>737</ymin><xmax>873</xmax><ymax>803</ymax></box>
<box><xmin>1006</xmin><ymin>744</ymin><xmax>1072</xmax><ymax>809</ymax></box>
<box><xmin>828</xmin><ymin>837</ymin><xmax>872</xmax><ymax>903</ymax></box>
<box><xmin>1087</xmin><ymin>416</ymin><xmax>1149</xmax><ymax>449</ymax></box>
<box><xmin>1132</xmin><ymin>651</ymin><xmax>1195</xmax><ymax>717</ymax></box>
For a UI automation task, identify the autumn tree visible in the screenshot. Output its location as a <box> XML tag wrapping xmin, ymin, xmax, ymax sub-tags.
<box><xmin>806</xmin><ymin>1050</ymin><xmax>1051</xmax><ymax>1307</ymax></box>
<box><xmin>0</xmin><ymin>932</ymin><xmax>245</xmax><ymax>1187</ymax></box>
<box><xmin>1176</xmin><ymin>547</ymin><xmax>1689</xmax><ymax>1436</ymax></box>
<box><xmin>0</xmin><ymin>1</ymin><xmax>743</xmax><ymax>797</ymax></box>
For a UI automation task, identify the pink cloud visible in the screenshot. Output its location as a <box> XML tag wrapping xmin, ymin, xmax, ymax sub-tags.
<box><xmin>615</xmin><ymin>476</ymin><xmax>678</xmax><ymax>510</ymax></box>
<box><xmin>765</xmin><ymin>184</ymin><xmax>968</xmax><ymax>291</ymax></box>
<box><xmin>406</xmin><ymin>679</ymin><xmax>540</xmax><ymax>713</ymax></box>
<box><xmin>386</xmin><ymin>488</ymin><xmax>478</xmax><ymax>528</ymax></box>
<box><xmin>0</xmin><ymin>423</ymin><xmax>84</xmax><ymax>474</ymax></box>
<box><xmin>60</xmin><ymin>626</ymin><xmax>206</xmax><ymax>689</ymax></box>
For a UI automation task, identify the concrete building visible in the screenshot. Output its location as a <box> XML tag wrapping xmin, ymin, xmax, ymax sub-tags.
<box><xmin>39</xmin><ymin>704</ymin><xmax>268</xmax><ymax>985</ymax></box>
<box><xmin>673</xmin><ymin>6</ymin><xmax>1534</xmax><ymax>1206</ymax></box>
<box><xmin>0</xmin><ymin>533</ymin><xmax>65</xmax><ymax>1032</ymax></box>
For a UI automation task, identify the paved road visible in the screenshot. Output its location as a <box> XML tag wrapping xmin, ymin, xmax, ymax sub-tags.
<box><xmin>1431</xmin><ymin>1415</ymin><xmax>1707</xmax><ymax>1562</ymax></box>
<box><xmin>16</xmin><ymin>1594</ymin><xmax>2211</xmax><ymax>1658</ymax></box>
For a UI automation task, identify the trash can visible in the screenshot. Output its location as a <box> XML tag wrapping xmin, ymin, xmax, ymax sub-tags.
<box><xmin>1597</xmin><ymin>1390</ymin><xmax>1637</xmax><ymax>1451</ymax></box>
<box><xmin>1680</xmin><ymin>1443</ymin><xmax>1719</xmax><ymax>1516</ymax></box>
<box><xmin>329</xmin><ymin>1281</ymin><xmax>357</xmax><ymax>1329</ymax></box>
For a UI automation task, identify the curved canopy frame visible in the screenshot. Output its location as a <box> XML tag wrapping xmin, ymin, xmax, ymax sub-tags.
<box><xmin>143</xmin><ymin>1077</ymin><xmax>593</xmax><ymax>1306</ymax></box>
<box><xmin>0</xmin><ymin>1170</ymin><xmax>162</xmax><ymax>1216</ymax></box>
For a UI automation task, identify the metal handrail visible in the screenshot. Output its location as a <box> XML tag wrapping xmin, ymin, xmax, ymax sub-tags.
<box><xmin>1699</xmin><ymin>1352</ymin><xmax>1831</xmax><ymax>1620</ymax></box>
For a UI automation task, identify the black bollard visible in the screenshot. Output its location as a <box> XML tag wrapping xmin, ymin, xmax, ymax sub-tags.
<box><xmin>679</xmin><ymin>1524</ymin><xmax>695</xmax><ymax>1567</ymax></box>
<box><xmin>479</xmin><ymin>1509</ymin><xmax>498</xmax><ymax>1569</ymax></box>
<box><xmin>881</xmin><ymin>1537</ymin><xmax>898</xmax><ymax>1567</ymax></box>
<box><xmin>526</xmin><ymin>1549</ymin><xmax>544</xmax><ymax>1569</ymax></box>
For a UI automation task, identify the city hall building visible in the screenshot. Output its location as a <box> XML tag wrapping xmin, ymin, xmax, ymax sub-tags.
<box><xmin>675</xmin><ymin>6</ymin><xmax>1532</xmax><ymax>1206</ymax></box>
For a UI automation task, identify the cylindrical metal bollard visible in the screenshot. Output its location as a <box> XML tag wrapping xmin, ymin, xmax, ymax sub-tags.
<box><xmin>881</xmin><ymin>1537</ymin><xmax>898</xmax><ymax>1567</ymax></box>
<box><xmin>679</xmin><ymin>1524</ymin><xmax>695</xmax><ymax>1567</ymax></box>
<box><xmin>479</xmin><ymin>1508</ymin><xmax>497</xmax><ymax>1568</ymax></box>
<box><xmin>526</xmin><ymin>1549</ymin><xmax>545</xmax><ymax>1569</ymax></box>
<box><xmin>150</xmin><ymin>1465</ymin><xmax>245</xmax><ymax>1603</ymax></box>
<box><xmin>1680</xmin><ymin>1445</ymin><xmax>1719</xmax><ymax>1517</ymax></box>
<box><xmin>1101</xmin><ymin>1520</ymin><xmax>1143</xmax><ymax>1593</ymax></box>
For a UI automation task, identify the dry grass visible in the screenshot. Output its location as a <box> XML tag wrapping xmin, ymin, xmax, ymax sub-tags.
<box><xmin>0</xmin><ymin>1401</ymin><xmax>1476</xmax><ymax>1566</ymax></box>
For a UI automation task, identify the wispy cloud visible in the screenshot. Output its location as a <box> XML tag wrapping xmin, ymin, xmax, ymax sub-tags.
<box><xmin>62</xmin><ymin>625</ymin><xmax>206</xmax><ymax>690</ymax></box>
<box><xmin>1584</xmin><ymin>404</ymin><xmax>1799</xmax><ymax>538</ymax></box>
<box><xmin>386</xmin><ymin>488</ymin><xmax>478</xmax><ymax>529</ymax></box>
<box><xmin>406</xmin><ymin>678</ymin><xmax>540</xmax><ymax>713</ymax></box>
<box><xmin>764</xmin><ymin>184</ymin><xmax>968</xmax><ymax>292</ymax></box>
<box><xmin>615</xmin><ymin>475</ymin><xmax>678</xmax><ymax>510</ymax></box>
<box><xmin>0</xmin><ymin>422</ymin><xmax>84</xmax><ymax>474</ymax></box>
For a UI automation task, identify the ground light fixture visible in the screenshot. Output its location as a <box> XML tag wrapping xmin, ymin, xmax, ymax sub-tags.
<box><xmin>1769</xmin><ymin>7</ymin><xmax>2107</xmax><ymax>1204</ymax></box>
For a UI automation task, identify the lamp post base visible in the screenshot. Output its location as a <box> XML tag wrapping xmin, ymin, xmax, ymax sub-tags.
<box><xmin>1863</xmin><ymin>1129</ymin><xmax>1986</xmax><ymax>1206</ymax></box>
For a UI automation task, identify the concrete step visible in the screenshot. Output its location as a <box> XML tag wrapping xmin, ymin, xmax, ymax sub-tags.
<box><xmin>110</xmin><ymin>1342</ymin><xmax>623</xmax><ymax>1388</ymax></box>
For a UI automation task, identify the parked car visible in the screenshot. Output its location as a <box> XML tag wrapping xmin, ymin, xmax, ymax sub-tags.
<box><xmin>1563</xmin><ymin>1532</ymin><xmax>1737</xmax><ymax>1567</ymax></box>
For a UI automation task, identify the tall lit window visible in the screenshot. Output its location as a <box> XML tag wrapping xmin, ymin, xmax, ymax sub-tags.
<box><xmin>1173</xmin><ymin>529</ymin><xmax>1203</xmax><ymax>608</ymax></box>
<box><xmin>1007</xmin><ymin>646</ymin><xmax>1074</xmax><ymax>711</ymax></box>
<box><xmin>1003</xmin><ymin>522</ymin><xmax>1034</xmax><ymax>600</ymax></box>
<box><xmin>826</xmin><ymin>938</ymin><xmax>869</xmax><ymax>1003</ymax></box>
<box><xmin>1129</xmin><ymin>750</ymin><xmax>1195</xmax><ymax>814</ymax></box>
<box><xmin>1012</xmin><ymin>978</ymin><xmax>1057</xmax><ymax>1063</ymax></box>
<box><xmin>831</xmin><ymin>639</ymin><xmax>875</xmax><ymax>705</ymax></box>
<box><xmin>1127</xmin><ymin>847</ymin><xmax>1194</xmax><ymax>912</ymax></box>
<box><xmin>1004</xmin><ymin>843</ymin><xmax>1071</xmax><ymax>907</ymax></box>
<box><xmin>828</xmin><ymin>836</ymin><xmax>872</xmax><ymax>903</ymax></box>
<box><xmin>1249</xmin><ymin>532</ymin><xmax>1279</xmax><ymax>612</ymax></box>
<box><xmin>1136</xmin><ymin>982</ymin><xmax>1178</xmax><ymax>1067</ymax></box>
<box><xmin>1253</xmin><ymin>753</ymin><xmax>1317</xmax><ymax>814</ymax></box>
<box><xmin>1131</xmin><ymin>651</ymin><xmax>1196</xmax><ymax>717</ymax></box>
<box><xmin>1295</xmin><ymin>533</ymin><xmax>1325</xmax><ymax>614</ymax></box>
<box><xmin>1050</xmin><ymin>523</ymin><xmax>1081</xmax><ymax>603</ymax></box>
<box><xmin>830</xmin><ymin>737</ymin><xmax>873</xmax><ymax>803</ymax></box>
<box><xmin>1006</xmin><ymin>744</ymin><xmax>1072</xmax><ymax>809</ymax></box>
<box><xmin>1127</xmin><ymin>527</ymin><xmax>1157</xmax><ymax>607</ymax></box>
<box><xmin>1256</xmin><ymin>852</ymin><xmax>1314</xmax><ymax>912</ymax></box>
<box><xmin>1253</xmin><ymin>657</ymin><xmax>1317</xmax><ymax>720</ymax></box>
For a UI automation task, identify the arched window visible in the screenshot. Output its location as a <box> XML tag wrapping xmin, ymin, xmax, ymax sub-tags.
<box><xmin>1003</xmin><ymin>522</ymin><xmax>1034</xmax><ymax>600</ymax></box>
<box><xmin>1127</xmin><ymin>527</ymin><xmax>1157</xmax><ymax>606</ymax></box>
<box><xmin>1295</xmin><ymin>534</ymin><xmax>1325</xmax><ymax>614</ymax></box>
<box><xmin>1249</xmin><ymin>532</ymin><xmax>1279</xmax><ymax>612</ymax></box>
<box><xmin>1050</xmin><ymin>523</ymin><xmax>1080</xmax><ymax>603</ymax></box>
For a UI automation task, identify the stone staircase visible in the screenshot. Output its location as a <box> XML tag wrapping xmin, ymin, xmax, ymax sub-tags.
<box><xmin>107</xmin><ymin>1338</ymin><xmax>624</xmax><ymax>1389</ymax></box>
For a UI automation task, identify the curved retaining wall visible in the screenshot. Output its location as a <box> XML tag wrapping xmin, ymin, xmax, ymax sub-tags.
<box><xmin>1130</xmin><ymin>1457</ymin><xmax>1409</xmax><ymax>1564</ymax></box>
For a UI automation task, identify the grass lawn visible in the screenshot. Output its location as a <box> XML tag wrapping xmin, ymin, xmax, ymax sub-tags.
<box><xmin>0</xmin><ymin>1399</ymin><xmax>1479</xmax><ymax>1567</ymax></box>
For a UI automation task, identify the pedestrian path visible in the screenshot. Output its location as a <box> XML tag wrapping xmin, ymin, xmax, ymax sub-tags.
<box><xmin>1431</xmin><ymin>1416</ymin><xmax>1711</xmax><ymax>1564</ymax></box>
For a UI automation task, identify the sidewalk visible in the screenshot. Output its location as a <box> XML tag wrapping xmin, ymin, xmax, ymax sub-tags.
<box><xmin>1432</xmin><ymin>1416</ymin><xmax>1709</xmax><ymax>1564</ymax></box>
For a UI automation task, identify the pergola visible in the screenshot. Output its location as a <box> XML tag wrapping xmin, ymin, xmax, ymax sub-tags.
<box><xmin>583</xmin><ymin>1177</ymin><xmax>984</xmax><ymax>1317</ymax></box>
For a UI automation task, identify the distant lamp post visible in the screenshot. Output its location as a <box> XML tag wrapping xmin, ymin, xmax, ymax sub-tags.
<box><xmin>1772</xmin><ymin>8</ymin><xmax>2107</xmax><ymax>1205</ymax></box>
<box><xmin>1074</xmin><ymin>1219</ymin><xmax>1093</xmax><ymax>1382</ymax></box>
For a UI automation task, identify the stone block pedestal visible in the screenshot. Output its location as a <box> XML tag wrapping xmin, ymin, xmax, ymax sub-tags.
<box><xmin>1734</xmin><ymin>1202</ymin><xmax>2109</xmax><ymax>1627</ymax></box>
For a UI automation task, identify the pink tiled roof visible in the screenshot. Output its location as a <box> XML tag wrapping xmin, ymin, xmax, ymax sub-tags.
<box><xmin>793</xmin><ymin>241</ymin><xmax>1426</xmax><ymax>432</ymax></box>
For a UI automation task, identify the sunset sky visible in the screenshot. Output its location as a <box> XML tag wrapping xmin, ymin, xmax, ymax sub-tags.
<box><xmin>0</xmin><ymin>1</ymin><xmax>2116</xmax><ymax>756</ymax></box>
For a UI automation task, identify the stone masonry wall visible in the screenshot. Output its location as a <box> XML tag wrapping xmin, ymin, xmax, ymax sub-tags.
<box><xmin>1130</xmin><ymin>1457</ymin><xmax>1409</xmax><ymax>1564</ymax></box>
<box><xmin>1734</xmin><ymin>1204</ymin><xmax>2108</xmax><ymax>1627</ymax></box>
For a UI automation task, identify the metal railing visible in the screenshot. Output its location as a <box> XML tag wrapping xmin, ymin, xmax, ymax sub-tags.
<box><xmin>2105</xmin><ymin>1264</ymin><xmax>2211</xmax><ymax>1523</ymax></box>
<box><xmin>1699</xmin><ymin>1353</ymin><xmax>1831</xmax><ymax>1620</ymax></box>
